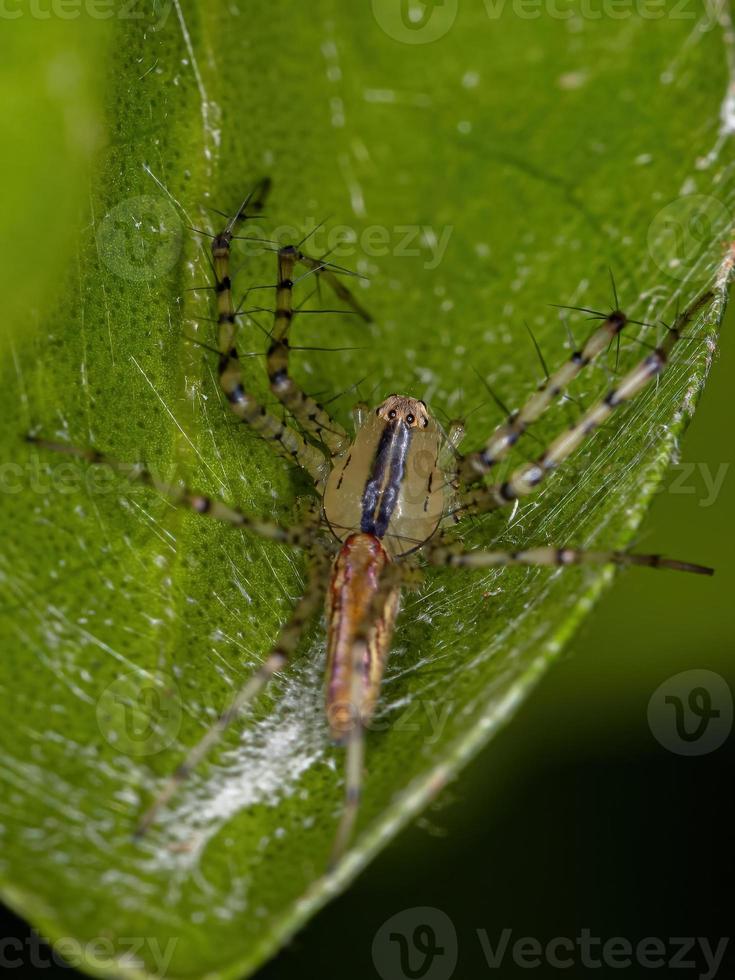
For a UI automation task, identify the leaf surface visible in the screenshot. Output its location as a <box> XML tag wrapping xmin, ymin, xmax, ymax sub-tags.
<box><xmin>1</xmin><ymin>3</ymin><xmax>734</xmax><ymax>978</ymax></box>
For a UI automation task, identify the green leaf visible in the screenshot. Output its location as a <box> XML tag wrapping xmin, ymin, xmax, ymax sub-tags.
<box><xmin>0</xmin><ymin>12</ymin><xmax>109</xmax><ymax>337</ymax></box>
<box><xmin>1</xmin><ymin>3</ymin><xmax>734</xmax><ymax>978</ymax></box>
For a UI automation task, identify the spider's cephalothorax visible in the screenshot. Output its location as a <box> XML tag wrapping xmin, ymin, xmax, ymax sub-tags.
<box><xmin>30</xmin><ymin>180</ymin><xmax>715</xmax><ymax>870</ymax></box>
<box><xmin>324</xmin><ymin>394</ymin><xmax>445</xmax><ymax>557</ymax></box>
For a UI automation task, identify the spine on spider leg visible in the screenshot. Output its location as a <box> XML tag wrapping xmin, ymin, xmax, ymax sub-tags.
<box><xmin>464</xmin><ymin>292</ymin><xmax>712</xmax><ymax>514</ymax></box>
<box><xmin>266</xmin><ymin>246</ymin><xmax>351</xmax><ymax>454</ymax></box>
<box><xmin>295</xmin><ymin>249</ymin><xmax>373</xmax><ymax>323</ymax></box>
<box><xmin>459</xmin><ymin>309</ymin><xmax>629</xmax><ymax>483</ymax></box>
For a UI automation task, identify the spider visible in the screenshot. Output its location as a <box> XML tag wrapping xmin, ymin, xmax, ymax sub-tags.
<box><xmin>30</xmin><ymin>179</ymin><xmax>713</xmax><ymax>869</ymax></box>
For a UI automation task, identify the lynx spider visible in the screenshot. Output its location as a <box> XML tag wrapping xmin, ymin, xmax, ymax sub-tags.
<box><xmin>31</xmin><ymin>178</ymin><xmax>713</xmax><ymax>868</ymax></box>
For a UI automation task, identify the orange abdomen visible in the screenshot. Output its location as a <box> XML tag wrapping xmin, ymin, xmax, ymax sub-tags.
<box><xmin>325</xmin><ymin>533</ymin><xmax>400</xmax><ymax>742</ymax></box>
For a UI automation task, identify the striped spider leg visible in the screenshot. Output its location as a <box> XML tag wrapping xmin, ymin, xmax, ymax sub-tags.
<box><xmin>203</xmin><ymin>177</ymin><xmax>329</xmax><ymax>484</ymax></box>
<box><xmin>263</xmin><ymin>240</ymin><xmax>372</xmax><ymax>458</ymax></box>
<box><xmin>456</xmin><ymin>304</ymin><xmax>632</xmax><ymax>485</ymax></box>
<box><xmin>204</xmin><ymin>181</ymin><xmax>372</xmax><ymax>487</ymax></box>
<box><xmin>424</xmin><ymin>289</ymin><xmax>715</xmax><ymax>574</ymax></box>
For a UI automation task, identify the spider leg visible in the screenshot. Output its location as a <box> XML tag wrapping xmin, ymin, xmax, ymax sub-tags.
<box><xmin>458</xmin><ymin>306</ymin><xmax>631</xmax><ymax>485</ymax></box>
<box><xmin>328</xmin><ymin>716</ymin><xmax>365</xmax><ymax>871</ymax></box>
<box><xmin>440</xmin><ymin>419</ymin><xmax>465</xmax><ymax>462</ymax></box>
<box><xmin>294</xmin><ymin>248</ymin><xmax>373</xmax><ymax>323</ymax></box>
<box><xmin>25</xmin><ymin>438</ymin><xmax>319</xmax><ymax>547</ymax></box>
<box><xmin>266</xmin><ymin>246</ymin><xmax>353</xmax><ymax>455</ymax></box>
<box><xmin>423</xmin><ymin>537</ymin><xmax>713</xmax><ymax>575</ymax></box>
<box><xmin>456</xmin><ymin>291</ymin><xmax>712</xmax><ymax>518</ymax></box>
<box><xmin>210</xmin><ymin>188</ymin><xmax>329</xmax><ymax>484</ymax></box>
<box><xmin>432</xmin><ymin>420</ymin><xmax>466</xmax><ymax>530</ymax></box>
<box><xmin>266</xmin><ymin>244</ymin><xmax>373</xmax><ymax>456</ymax></box>
<box><xmin>351</xmin><ymin>401</ymin><xmax>370</xmax><ymax>432</ymax></box>
<box><xmin>135</xmin><ymin>550</ymin><xmax>329</xmax><ymax>837</ymax></box>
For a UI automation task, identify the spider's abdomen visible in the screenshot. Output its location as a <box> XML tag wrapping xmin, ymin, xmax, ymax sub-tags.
<box><xmin>323</xmin><ymin>395</ymin><xmax>446</xmax><ymax>557</ymax></box>
<box><xmin>325</xmin><ymin>532</ymin><xmax>400</xmax><ymax>742</ymax></box>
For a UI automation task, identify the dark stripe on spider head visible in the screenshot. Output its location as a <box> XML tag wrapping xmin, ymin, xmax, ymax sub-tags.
<box><xmin>360</xmin><ymin>420</ymin><xmax>412</xmax><ymax>538</ymax></box>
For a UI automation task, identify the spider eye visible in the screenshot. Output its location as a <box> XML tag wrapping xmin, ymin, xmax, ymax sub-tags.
<box><xmin>406</xmin><ymin>413</ymin><xmax>415</xmax><ymax>425</ymax></box>
<box><xmin>388</xmin><ymin>409</ymin><xmax>397</xmax><ymax>419</ymax></box>
<box><xmin>422</xmin><ymin>417</ymin><xmax>429</xmax><ymax>428</ymax></box>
